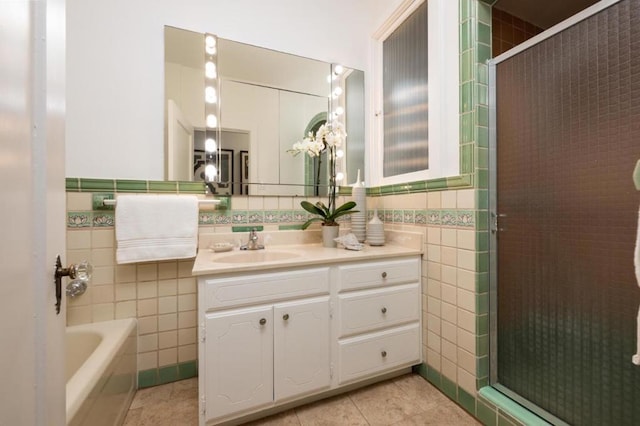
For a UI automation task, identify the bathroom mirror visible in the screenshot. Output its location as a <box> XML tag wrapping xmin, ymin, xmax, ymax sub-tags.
<box><xmin>164</xmin><ymin>26</ymin><xmax>365</xmax><ymax>196</ymax></box>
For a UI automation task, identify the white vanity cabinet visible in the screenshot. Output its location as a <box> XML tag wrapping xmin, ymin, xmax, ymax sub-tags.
<box><xmin>197</xmin><ymin>254</ymin><xmax>421</xmax><ymax>425</ymax></box>
<box><xmin>199</xmin><ymin>267</ymin><xmax>331</xmax><ymax>424</ymax></box>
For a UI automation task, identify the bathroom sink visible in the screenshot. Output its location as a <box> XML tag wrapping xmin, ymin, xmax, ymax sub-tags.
<box><xmin>213</xmin><ymin>250</ymin><xmax>301</xmax><ymax>264</ymax></box>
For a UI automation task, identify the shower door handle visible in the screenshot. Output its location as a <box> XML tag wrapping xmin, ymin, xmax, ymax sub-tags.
<box><xmin>491</xmin><ymin>212</ymin><xmax>507</xmax><ymax>234</ymax></box>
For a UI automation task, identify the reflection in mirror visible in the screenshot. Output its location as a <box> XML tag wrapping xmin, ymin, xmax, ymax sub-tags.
<box><xmin>164</xmin><ymin>26</ymin><xmax>365</xmax><ymax>196</ymax></box>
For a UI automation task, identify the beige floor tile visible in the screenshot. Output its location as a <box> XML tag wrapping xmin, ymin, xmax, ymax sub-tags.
<box><xmin>391</xmin><ymin>404</ymin><xmax>481</xmax><ymax>425</ymax></box>
<box><xmin>128</xmin><ymin>382</ymin><xmax>173</xmax><ymax>410</ymax></box>
<box><xmin>123</xmin><ymin>407</ymin><xmax>143</xmax><ymax>426</ymax></box>
<box><xmin>295</xmin><ymin>394</ymin><xmax>368</xmax><ymax>426</ymax></box>
<box><xmin>245</xmin><ymin>409</ymin><xmax>301</xmax><ymax>425</ymax></box>
<box><xmin>124</xmin><ymin>374</ymin><xmax>480</xmax><ymax>426</ymax></box>
<box><xmin>348</xmin><ymin>379</ymin><xmax>425</xmax><ymax>426</ymax></box>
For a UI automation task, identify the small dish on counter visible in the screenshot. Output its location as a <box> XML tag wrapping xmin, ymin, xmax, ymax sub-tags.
<box><xmin>210</xmin><ymin>242</ymin><xmax>234</xmax><ymax>253</ymax></box>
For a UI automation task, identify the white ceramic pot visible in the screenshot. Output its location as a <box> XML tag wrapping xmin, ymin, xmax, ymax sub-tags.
<box><xmin>322</xmin><ymin>224</ymin><xmax>340</xmax><ymax>248</ymax></box>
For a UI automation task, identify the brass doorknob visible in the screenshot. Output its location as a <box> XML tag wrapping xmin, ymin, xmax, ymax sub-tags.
<box><xmin>283</xmin><ymin>314</ymin><xmax>289</xmax><ymax>321</ymax></box>
<box><xmin>381</xmin><ymin>307</ymin><xmax>387</xmax><ymax>314</ymax></box>
<box><xmin>381</xmin><ymin>350</ymin><xmax>387</xmax><ymax>358</ymax></box>
<box><xmin>381</xmin><ymin>272</ymin><xmax>387</xmax><ymax>278</ymax></box>
<box><xmin>259</xmin><ymin>318</ymin><xmax>267</xmax><ymax>325</ymax></box>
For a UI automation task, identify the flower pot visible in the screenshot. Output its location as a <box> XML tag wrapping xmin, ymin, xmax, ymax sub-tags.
<box><xmin>322</xmin><ymin>225</ymin><xmax>339</xmax><ymax>248</ymax></box>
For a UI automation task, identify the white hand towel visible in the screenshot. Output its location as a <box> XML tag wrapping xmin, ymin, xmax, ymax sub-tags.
<box><xmin>116</xmin><ymin>194</ymin><xmax>199</xmax><ymax>264</ymax></box>
<box><xmin>634</xmin><ymin>206</ymin><xmax>640</xmax><ymax>365</ymax></box>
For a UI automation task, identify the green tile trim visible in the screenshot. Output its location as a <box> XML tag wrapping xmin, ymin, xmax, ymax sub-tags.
<box><xmin>477</xmin><ymin>398</ymin><xmax>498</xmax><ymax>426</ymax></box>
<box><xmin>148</xmin><ymin>181</ymin><xmax>178</xmax><ymax>192</ymax></box>
<box><xmin>116</xmin><ymin>179</ymin><xmax>147</xmax><ymax>192</ymax></box>
<box><xmin>158</xmin><ymin>365</ymin><xmax>178</xmax><ymax>384</ymax></box>
<box><xmin>338</xmin><ymin>186</ymin><xmax>353</xmax><ymax>196</ymax></box>
<box><xmin>79</xmin><ymin>178</ymin><xmax>115</xmax><ymax>191</ymax></box>
<box><xmin>441</xmin><ymin>375</ymin><xmax>458</xmax><ymax>401</ymax></box>
<box><xmin>178</xmin><ymin>361</ymin><xmax>198</xmax><ymax>380</ymax></box>
<box><xmin>177</xmin><ymin>181</ymin><xmax>205</xmax><ymax>193</ymax></box>
<box><xmin>478</xmin><ymin>387</ymin><xmax>553</xmax><ymax>426</ymax></box>
<box><xmin>138</xmin><ymin>369</ymin><xmax>159</xmax><ymax>388</ymax></box>
<box><xmin>65</xmin><ymin>178</ymin><xmax>80</xmax><ymax>191</ymax></box>
<box><xmin>279</xmin><ymin>224</ymin><xmax>304</xmax><ymax>231</ymax></box>
<box><xmin>458</xmin><ymin>387</ymin><xmax>477</xmax><ymax>416</ymax></box>
<box><xmin>232</xmin><ymin>225</ymin><xmax>263</xmax><ymax>233</ymax></box>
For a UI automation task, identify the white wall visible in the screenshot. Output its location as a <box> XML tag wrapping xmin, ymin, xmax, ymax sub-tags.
<box><xmin>66</xmin><ymin>0</ymin><xmax>403</xmax><ymax>180</ymax></box>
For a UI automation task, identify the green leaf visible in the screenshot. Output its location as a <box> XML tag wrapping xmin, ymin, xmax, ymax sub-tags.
<box><xmin>300</xmin><ymin>201</ymin><xmax>326</xmax><ymax>218</ymax></box>
<box><xmin>315</xmin><ymin>202</ymin><xmax>330</xmax><ymax>216</ymax></box>
<box><xmin>332</xmin><ymin>201</ymin><xmax>357</xmax><ymax>215</ymax></box>
<box><xmin>301</xmin><ymin>217</ymin><xmax>323</xmax><ymax>230</ymax></box>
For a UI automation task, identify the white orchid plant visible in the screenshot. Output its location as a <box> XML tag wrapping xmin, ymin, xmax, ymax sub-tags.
<box><xmin>288</xmin><ymin>120</ymin><xmax>357</xmax><ymax>229</ymax></box>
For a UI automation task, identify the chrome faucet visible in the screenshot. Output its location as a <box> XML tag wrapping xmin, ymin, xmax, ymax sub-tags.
<box><xmin>240</xmin><ymin>228</ymin><xmax>264</xmax><ymax>250</ymax></box>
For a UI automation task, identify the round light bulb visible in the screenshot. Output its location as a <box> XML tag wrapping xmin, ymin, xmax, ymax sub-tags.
<box><xmin>333</xmin><ymin>87</ymin><xmax>343</xmax><ymax>97</ymax></box>
<box><xmin>206</xmin><ymin>114</ymin><xmax>218</xmax><ymax>128</ymax></box>
<box><xmin>205</xmin><ymin>35</ymin><xmax>217</xmax><ymax>55</ymax></box>
<box><xmin>334</xmin><ymin>64</ymin><xmax>344</xmax><ymax>75</ymax></box>
<box><xmin>336</xmin><ymin>149</ymin><xmax>344</xmax><ymax>158</ymax></box>
<box><xmin>205</xmin><ymin>62</ymin><xmax>217</xmax><ymax>79</ymax></box>
<box><xmin>205</xmin><ymin>138</ymin><xmax>217</xmax><ymax>153</ymax></box>
<box><xmin>205</xmin><ymin>164</ymin><xmax>217</xmax><ymax>181</ymax></box>
<box><xmin>205</xmin><ymin>86</ymin><xmax>217</xmax><ymax>104</ymax></box>
<box><xmin>335</xmin><ymin>106</ymin><xmax>344</xmax><ymax>116</ymax></box>
<box><xmin>336</xmin><ymin>172</ymin><xmax>344</xmax><ymax>182</ymax></box>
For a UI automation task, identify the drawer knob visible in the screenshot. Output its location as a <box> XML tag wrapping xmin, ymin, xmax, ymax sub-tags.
<box><xmin>381</xmin><ymin>350</ymin><xmax>387</xmax><ymax>358</ymax></box>
<box><xmin>381</xmin><ymin>271</ymin><xmax>388</xmax><ymax>278</ymax></box>
<box><xmin>259</xmin><ymin>318</ymin><xmax>267</xmax><ymax>325</ymax></box>
<box><xmin>381</xmin><ymin>307</ymin><xmax>387</xmax><ymax>314</ymax></box>
<box><xmin>283</xmin><ymin>314</ymin><xmax>289</xmax><ymax>321</ymax></box>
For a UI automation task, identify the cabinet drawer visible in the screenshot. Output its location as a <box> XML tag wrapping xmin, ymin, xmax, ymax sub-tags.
<box><xmin>338</xmin><ymin>258</ymin><xmax>420</xmax><ymax>291</ymax></box>
<box><xmin>337</xmin><ymin>283</ymin><xmax>420</xmax><ymax>337</ymax></box>
<box><xmin>202</xmin><ymin>267</ymin><xmax>330</xmax><ymax>310</ymax></box>
<box><xmin>338</xmin><ymin>323</ymin><xmax>420</xmax><ymax>384</ymax></box>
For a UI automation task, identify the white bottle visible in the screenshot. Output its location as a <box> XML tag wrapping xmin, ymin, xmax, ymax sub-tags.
<box><xmin>367</xmin><ymin>209</ymin><xmax>385</xmax><ymax>246</ymax></box>
<box><xmin>351</xmin><ymin>169</ymin><xmax>366</xmax><ymax>242</ymax></box>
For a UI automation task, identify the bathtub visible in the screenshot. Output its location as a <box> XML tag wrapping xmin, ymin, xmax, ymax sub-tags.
<box><xmin>66</xmin><ymin>318</ymin><xmax>137</xmax><ymax>426</ymax></box>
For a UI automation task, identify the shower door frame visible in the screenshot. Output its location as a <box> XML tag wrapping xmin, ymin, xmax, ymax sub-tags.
<box><xmin>488</xmin><ymin>0</ymin><xmax>623</xmax><ymax>424</ymax></box>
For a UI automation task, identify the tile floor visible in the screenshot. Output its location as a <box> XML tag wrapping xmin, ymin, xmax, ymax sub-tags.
<box><xmin>123</xmin><ymin>373</ymin><xmax>481</xmax><ymax>425</ymax></box>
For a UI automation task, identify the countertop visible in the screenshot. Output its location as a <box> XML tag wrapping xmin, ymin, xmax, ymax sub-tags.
<box><xmin>192</xmin><ymin>238</ymin><xmax>423</xmax><ymax>276</ymax></box>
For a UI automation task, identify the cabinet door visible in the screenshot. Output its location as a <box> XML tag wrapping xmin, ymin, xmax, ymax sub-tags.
<box><xmin>273</xmin><ymin>296</ymin><xmax>330</xmax><ymax>401</ymax></box>
<box><xmin>205</xmin><ymin>306</ymin><xmax>273</xmax><ymax>421</ymax></box>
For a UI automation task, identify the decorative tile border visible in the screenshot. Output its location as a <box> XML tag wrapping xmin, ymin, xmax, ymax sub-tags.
<box><xmin>67</xmin><ymin>212</ymin><xmax>92</xmax><ymax>228</ymax></box>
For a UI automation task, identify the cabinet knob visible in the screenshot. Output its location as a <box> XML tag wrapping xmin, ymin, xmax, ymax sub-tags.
<box><xmin>283</xmin><ymin>314</ymin><xmax>289</xmax><ymax>321</ymax></box>
<box><xmin>259</xmin><ymin>318</ymin><xmax>267</xmax><ymax>325</ymax></box>
<box><xmin>381</xmin><ymin>307</ymin><xmax>387</xmax><ymax>314</ymax></box>
<box><xmin>381</xmin><ymin>271</ymin><xmax>388</xmax><ymax>278</ymax></box>
<box><xmin>381</xmin><ymin>350</ymin><xmax>387</xmax><ymax>358</ymax></box>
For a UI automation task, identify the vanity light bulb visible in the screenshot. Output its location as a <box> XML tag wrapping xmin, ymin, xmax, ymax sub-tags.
<box><xmin>205</xmin><ymin>35</ymin><xmax>217</xmax><ymax>55</ymax></box>
<box><xmin>334</xmin><ymin>64</ymin><xmax>344</xmax><ymax>75</ymax></box>
<box><xmin>333</xmin><ymin>87</ymin><xmax>343</xmax><ymax>96</ymax></box>
<box><xmin>335</xmin><ymin>106</ymin><xmax>344</xmax><ymax>116</ymax></box>
<box><xmin>336</xmin><ymin>149</ymin><xmax>344</xmax><ymax>158</ymax></box>
<box><xmin>206</xmin><ymin>114</ymin><xmax>218</xmax><ymax>128</ymax></box>
<box><xmin>205</xmin><ymin>62</ymin><xmax>217</xmax><ymax>79</ymax></box>
<box><xmin>205</xmin><ymin>164</ymin><xmax>217</xmax><ymax>181</ymax></box>
<box><xmin>336</xmin><ymin>172</ymin><xmax>344</xmax><ymax>182</ymax></box>
<box><xmin>205</xmin><ymin>86</ymin><xmax>217</xmax><ymax>104</ymax></box>
<box><xmin>205</xmin><ymin>138</ymin><xmax>217</xmax><ymax>153</ymax></box>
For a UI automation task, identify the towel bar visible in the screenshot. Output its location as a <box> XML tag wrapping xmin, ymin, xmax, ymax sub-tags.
<box><xmin>102</xmin><ymin>198</ymin><xmax>221</xmax><ymax>207</ymax></box>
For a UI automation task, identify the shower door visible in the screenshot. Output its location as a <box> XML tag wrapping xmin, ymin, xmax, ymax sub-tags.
<box><xmin>490</xmin><ymin>1</ymin><xmax>640</xmax><ymax>424</ymax></box>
